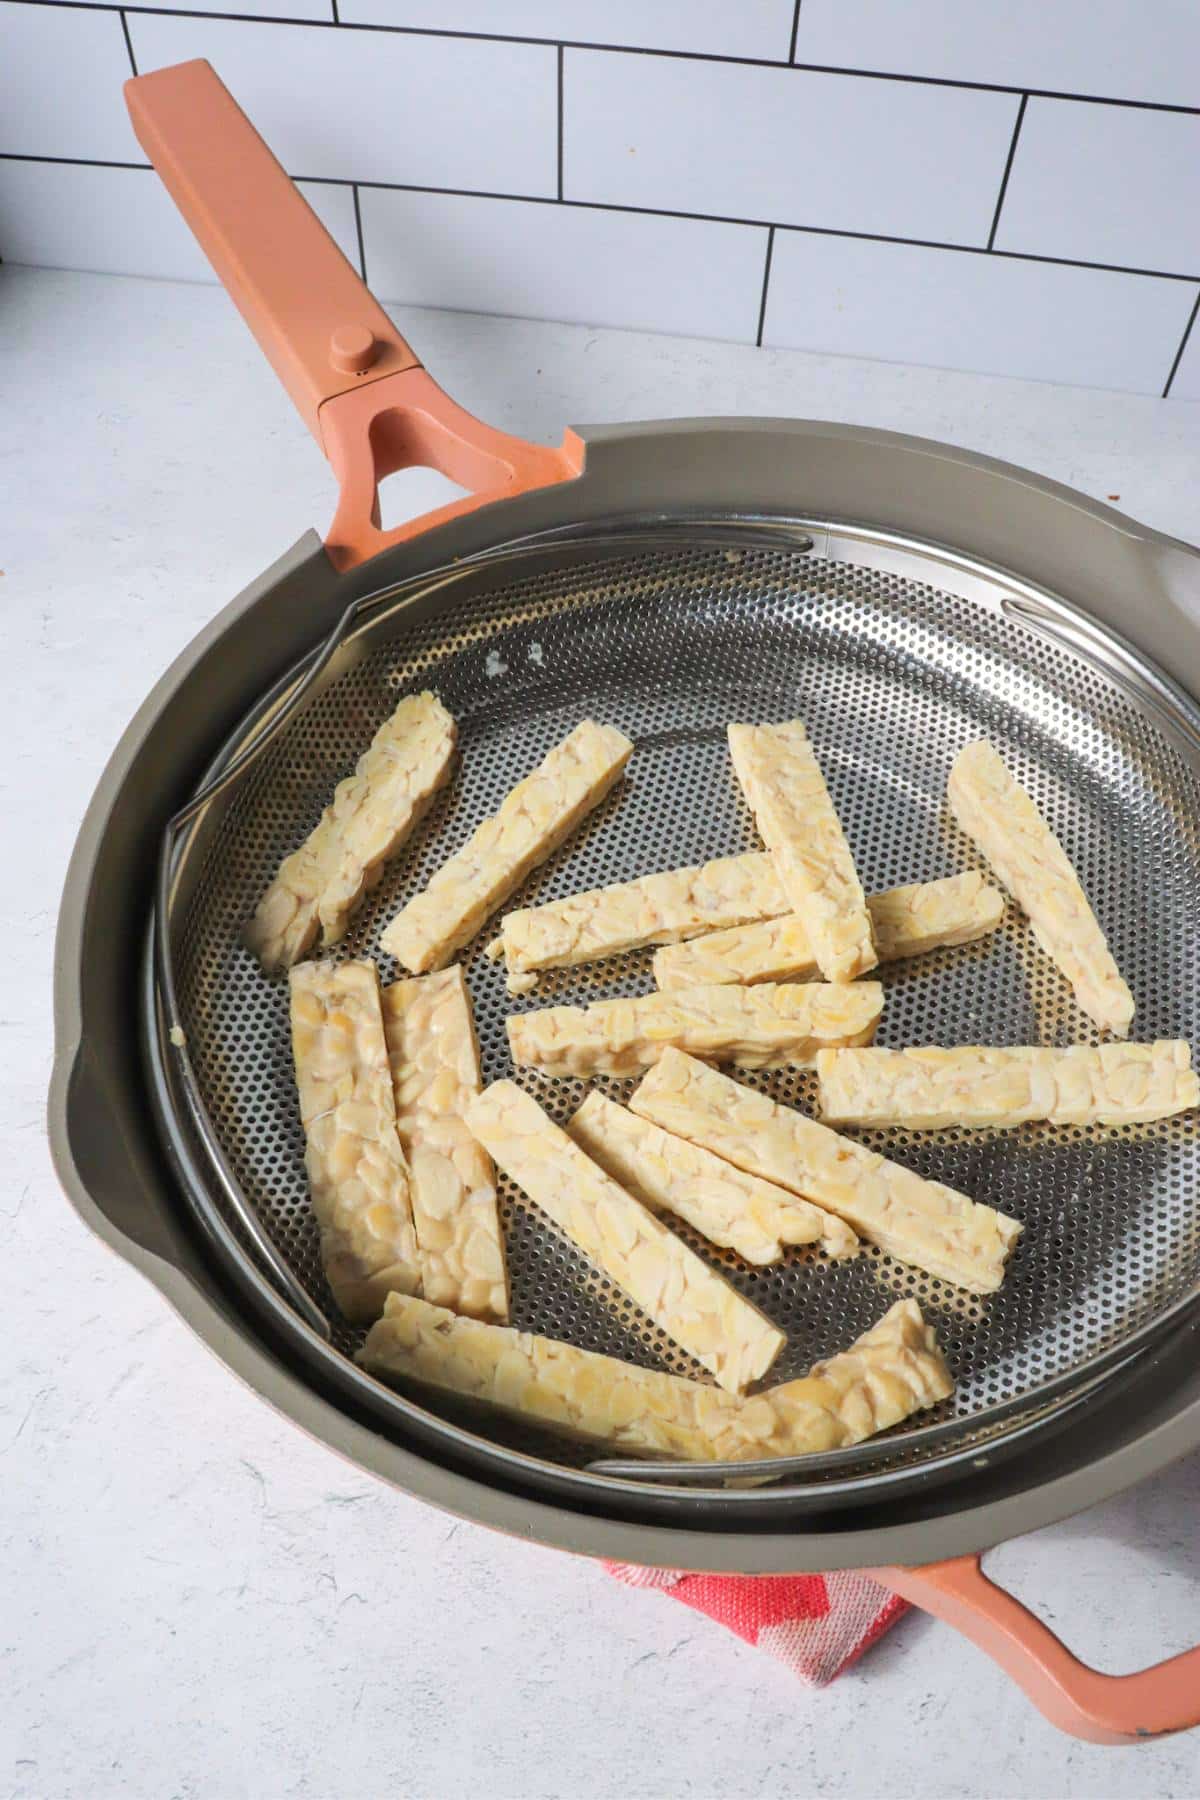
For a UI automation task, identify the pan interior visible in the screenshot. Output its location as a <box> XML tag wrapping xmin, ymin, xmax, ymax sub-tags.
<box><xmin>167</xmin><ymin>526</ymin><xmax>1200</xmax><ymax>1480</ymax></box>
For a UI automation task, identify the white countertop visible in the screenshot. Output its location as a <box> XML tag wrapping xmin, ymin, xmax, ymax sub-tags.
<box><xmin>6</xmin><ymin>264</ymin><xmax>1200</xmax><ymax>1800</ymax></box>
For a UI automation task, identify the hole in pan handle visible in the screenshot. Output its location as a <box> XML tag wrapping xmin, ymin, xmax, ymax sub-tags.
<box><xmin>124</xmin><ymin>60</ymin><xmax>583</xmax><ymax>572</ymax></box>
<box><xmin>875</xmin><ymin>1554</ymin><xmax>1200</xmax><ymax>1744</ymax></box>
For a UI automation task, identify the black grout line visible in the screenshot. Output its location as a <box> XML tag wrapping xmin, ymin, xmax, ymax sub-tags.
<box><xmin>351</xmin><ymin>181</ymin><xmax>366</xmax><ymax>282</ymax></box>
<box><xmin>0</xmin><ymin>152</ymin><xmax>152</xmax><ymax>168</ymax></box>
<box><xmin>755</xmin><ymin>226</ymin><xmax>776</xmax><ymax>346</ymax></box>
<box><xmin>330</xmin><ymin>0</ymin><xmax>339</xmax><ymax>19</ymax></box>
<box><xmin>787</xmin><ymin>1</ymin><xmax>802</xmax><ymax>64</ymax></box>
<box><xmin>4</xmin><ymin>152</ymin><xmax>1198</xmax><ymax>287</ymax></box>
<box><xmin>556</xmin><ymin>45</ymin><xmax>564</xmax><ymax>202</ymax></box>
<box><xmin>343</xmin><ymin>183</ymin><xmax>1200</xmax><ymax>284</ymax></box>
<box><xmin>8</xmin><ymin>2</ymin><xmax>1200</xmax><ymax>115</ymax></box>
<box><xmin>118</xmin><ymin>7</ymin><xmax>137</xmax><ymax>74</ymax></box>
<box><xmin>987</xmin><ymin>243</ymin><xmax>1198</xmax><ymax>282</ymax></box>
<box><xmin>987</xmin><ymin>93</ymin><xmax>1027</xmax><ymax>251</ymax></box>
<box><xmin>1162</xmin><ymin>289</ymin><xmax>1200</xmax><ymax>396</ymax></box>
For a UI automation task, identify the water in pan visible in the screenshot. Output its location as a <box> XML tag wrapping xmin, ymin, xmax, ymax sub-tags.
<box><xmin>172</xmin><ymin>539</ymin><xmax>1200</xmax><ymax>1468</ymax></box>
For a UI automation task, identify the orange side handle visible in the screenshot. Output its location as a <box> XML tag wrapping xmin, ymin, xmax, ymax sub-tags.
<box><xmin>125</xmin><ymin>60</ymin><xmax>580</xmax><ymax>570</ymax></box>
<box><xmin>877</xmin><ymin>1555</ymin><xmax>1200</xmax><ymax>1743</ymax></box>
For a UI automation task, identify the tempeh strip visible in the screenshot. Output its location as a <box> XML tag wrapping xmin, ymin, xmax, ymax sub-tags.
<box><xmin>381</xmin><ymin>720</ymin><xmax>633</xmax><ymax>973</ymax></box>
<box><xmin>380</xmin><ymin>968</ymin><xmax>509</xmax><ymax>1323</ymax></box>
<box><xmin>654</xmin><ymin>872</ymin><xmax>1004</xmax><ymax>989</ymax></box>
<box><xmin>499</xmin><ymin>850</ymin><xmax>787</xmax><ymax>982</ymax></box>
<box><xmin>568</xmin><ymin>1090</ymin><xmax>859</xmax><ymax>1263</ymax></box>
<box><xmin>818</xmin><ymin>1042</ymin><xmax>1199</xmax><ymax>1130</ymax></box>
<box><xmin>947</xmin><ymin>738</ymin><xmax>1134</xmax><ymax>1035</ymax></box>
<box><xmin>714</xmin><ymin>1298</ymin><xmax>954</xmax><ymax>1461</ymax></box>
<box><xmin>632</xmin><ymin>1049</ymin><xmax>1021</xmax><ymax>1293</ymax></box>
<box><xmin>358</xmin><ymin>1292</ymin><xmax>953</xmax><ymax>1463</ymax></box>
<box><xmin>507</xmin><ymin>981</ymin><xmax>882</xmax><ymax>1078</ymax></box>
<box><xmin>289</xmin><ymin>959</ymin><xmax>421</xmax><ymax>1323</ymax></box>
<box><xmin>728</xmin><ymin>719</ymin><xmax>876</xmax><ymax>982</ymax></box>
<box><xmin>465</xmin><ymin>1081</ymin><xmax>784</xmax><ymax>1394</ymax></box>
<box><xmin>359</xmin><ymin>1290</ymin><xmax>737</xmax><ymax>1460</ymax></box>
<box><xmin>247</xmin><ymin>692</ymin><xmax>456</xmax><ymax>971</ymax></box>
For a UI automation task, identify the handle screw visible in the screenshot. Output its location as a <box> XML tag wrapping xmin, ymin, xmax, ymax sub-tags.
<box><xmin>330</xmin><ymin>325</ymin><xmax>378</xmax><ymax>374</ymax></box>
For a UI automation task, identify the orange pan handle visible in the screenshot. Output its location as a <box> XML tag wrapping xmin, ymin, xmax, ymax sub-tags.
<box><xmin>125</xmin><ymin>59</ymin><xmax>581</xmax><ymax>570</ymax></box>
<box><xmin>876</xmin><ymin>1554</ymin><xmax>1200</xmax><ymax>1743</ymax></box>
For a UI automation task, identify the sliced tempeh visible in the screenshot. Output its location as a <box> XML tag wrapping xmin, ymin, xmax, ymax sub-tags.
<box><xmin>947</xmin><ymin>738</ymin><xmax>1134</xmax><ymax>1035</ymax></box>
<box><xmin>655</xmin><ymin>913</ymin><xmax>818</xmax><ymax>994</ymax></box>
<box><xmin>869</xmin><ymin>871</ymin><xmax>1005</xmax><ymax>962</ymax></box>
<box><xmin>818</xmin><ymin>1042</ymin><xmax>1199</xmax><ymax>1130</ymax></box>
<box><xmin>631</xmin><ymin>1048</ymin><xmax>1021</xmax><ymax>1292</ymax></box>
<box><xmin>380</xmin><ymin>967</ymin><xmax>509</xmax><ymax>1323</ymax></box>
<box><xmin>568</xmin><ymin>1090</ymin><xmax>859</xmax><ymax>1263</ymax></box>
<box><xmin>289</xmin><ymin>958</ymin><xmax>421</xmax><ymax>1324</ymax></box>
<box><xmin>380</xmin><ymin>720</ymin><xmax>633</xmax><ymax>973</ymax></box>
<box><xmin>498</xmin><ymin>850</ymin><xmax>787</xmax><ymax>985</ymax></box>
<box><xmin>507</xmin><ymin>981</ymin><xmax>882</xmax><ymax>1079</ymax></box>
<box><xmin>497</xmin><ymin>853</ymin><xmax>992</xmax><ymax>991</ymax></box>
<box><xmin>247</xmin><ymin>691</ymin><xmax>456</xmax><ymax>972</ymax></box>
<box><xmin>728</xmin><ymin>718</ymin><xmax>876</xmax><ymax>982</ymax></box>
<box><xmin>654</xmin><ymin>872</ymin><xmax>1004</xmax><ymax>989</ymax></box>
<box><xmin>465</xmin><ymin>1080</ymin><xmax>784</xmax><ymax>1393</ymax></box>
<box><xmin>359</xmin><ymin>1289</ymin><xmax>738</xmax><ymax>1460</ymax></box>
<box><xmin>358</xmin><ymin>1292</ymin><xmax>953</xmax><ymax>1463</ymax></box>
<box><xmin>721</xmin><ymin>1297</ymin><xmax>954</xmax><ymax>1462</ymax></box>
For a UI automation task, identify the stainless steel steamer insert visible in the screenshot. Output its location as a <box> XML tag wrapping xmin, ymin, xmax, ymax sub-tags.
<box><xmin>155</xmin><ymin>520</ymin><xmax>1200</xmax><ymax>1495</ymax></box>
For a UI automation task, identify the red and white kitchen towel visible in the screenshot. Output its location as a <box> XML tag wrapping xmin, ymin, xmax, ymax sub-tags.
<box><xmin>606</xmin><ymin>1563</ymin><xmax>905</xmax><ymax>1686</ymax></box>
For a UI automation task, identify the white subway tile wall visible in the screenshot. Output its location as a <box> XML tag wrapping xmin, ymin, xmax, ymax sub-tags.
<box><xmin>763</xmin><ymin>232</ymin><xmax>1197</xmax><ymax>394</ymax></box>
<box><xmin>1</xmin><ymin>3</ymin><xmax>135</xmax><ymax>162</ymax></box>
<box><xmin>341</xmin><ymin>2</ymin><xmax>798</xmax><ymax>62</ymax></box>
<box><xmin>564</xmin><ymin>52</ymin><xmax>1019</xmax><ymax>245</ymax></box>
<box><xmin>792</xmin><ymin>0</ymin><xmax>1200</xmax><ymax>111</ymax></box>
<box><xmin>127</xmin><ymin>14</ymin><xmax>557</xmax><ymax>193</ymax></box>
<box><xmin>996</xmin><ymin>100</ymin><xmax>1200</xmax><ymax>276</ymax></box>
<box><xmin>360</xmin><ymin>189</ymin><xmax>766</xmax><ymax>341</ymax></box>
<box><xmin>1</xmin><ymin>0</ymin><xmax>1196</xmax><ymax>395</ymax></box>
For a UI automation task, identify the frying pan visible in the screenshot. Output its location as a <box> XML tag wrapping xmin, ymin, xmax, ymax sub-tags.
<box><xmin>48</xmin><ymin>59</ymin><xmax>1200</xmax><ymax>1741</ymax></box>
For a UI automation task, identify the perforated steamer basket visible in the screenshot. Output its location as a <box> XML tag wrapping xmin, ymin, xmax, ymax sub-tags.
<box><xmin>49</xmin><ymin>60</ymin><xmax>1200</xmax><ymax>1741</ymax></box>
<box><xmin>159</xmin><ymin>520</ymin><xmax>1200</xmax><ymax>1497</ymax></box>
